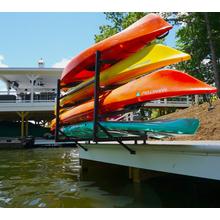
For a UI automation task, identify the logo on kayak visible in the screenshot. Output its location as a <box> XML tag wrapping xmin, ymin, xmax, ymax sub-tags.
<box><xmin>136</xmin><ymin>92</ymin><xmax>141</xmax><ymax>97</ymax></box>
<box><xmin>141</xmin><ymin>88</ymin><xmax>168</xmax><ymax>96</ymax></box>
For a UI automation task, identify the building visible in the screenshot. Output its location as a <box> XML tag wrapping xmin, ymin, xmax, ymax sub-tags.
<box><xmin>0</xmin><ymin>65</ymin><xmax>63</xmax><ymax>137</ymax></box>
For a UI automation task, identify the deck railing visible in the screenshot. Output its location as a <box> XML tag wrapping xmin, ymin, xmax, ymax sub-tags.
<box><xmin>0</xmin><ymin>91</ymin><xmax>56</xmax><ymax>103</ymax></box>
<box><xmin>0</xmin><ymin>91</ymin><xmax>202</xmax><ymax>105</ymax></box>
<box><xmin>0</xmin><ymin>92</ymin><xmax>204</xmax><ymax>110</ymax></box>
<box><xmin>111</xmin><ymin>95</ymin><xmax>205</xmax><ymax>121</ymax></box>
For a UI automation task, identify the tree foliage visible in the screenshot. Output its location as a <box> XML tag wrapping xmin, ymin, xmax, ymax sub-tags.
<box><xmin>94</xmin><ymin>12</ymin><xmax>220</xmax><ymax>95</ymax></box>
<box><xmin>173</xmin><ymin>13</ymin><xmax>220</xmax><ymax>86</ymax></box>
<box><xmin>94</xmin><ymin>12</ymin><xmax>147</xmax><ymax>43</ymax></box>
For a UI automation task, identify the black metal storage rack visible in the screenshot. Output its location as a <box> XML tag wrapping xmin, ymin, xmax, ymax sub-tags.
<box><xmin>55</xmin><ymin>51</ymin><xmax>149</xmax><ymax>154</ymax></box>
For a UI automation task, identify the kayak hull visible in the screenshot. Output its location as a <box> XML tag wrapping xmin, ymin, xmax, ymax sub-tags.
<box><xmin>51</xmin><ymin>69</ymin><xmax>217</xmax><ymax>130</ymax></box>
<box><xmin>61</xmin><ymin>118</ymin><xmax>200</xmax><ymax>138</ymax></box>
<box><xmin>60</xmin><ymin>44</ymin><xmax>191</xmax><ymax>107</ymax></box>
<box><xmin>61</xmin><ymin>13</ymin><xmax>172</xmax><ymax>86</ymax></box>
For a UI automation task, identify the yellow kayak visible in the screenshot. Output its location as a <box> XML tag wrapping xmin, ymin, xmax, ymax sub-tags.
<box><xmin>60</xmin><ymin>44</ymin><xmax>191</xmax><ymax>107</ymax></box>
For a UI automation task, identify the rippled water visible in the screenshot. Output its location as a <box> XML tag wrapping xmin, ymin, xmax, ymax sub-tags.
<box><xmin>0</xmin><ymin>148</ymin><xmax>220</xmax><ymax>208</ymax></box>
<box><xmin>0</xmin><ymin>148</ymin><xmax>80</xmax><ymax>207</ymax></box>
<box><xmin>0</xmin><ymin>148</ymin><xmax>137</xmax><ymax>208</ymax></box>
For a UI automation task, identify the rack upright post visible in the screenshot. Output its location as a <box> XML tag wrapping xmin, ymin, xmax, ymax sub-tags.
<box><xmin>55</xmin><ymin>79</ymin><xmax>61</xmax><ymax>142</ymax></box>
<box><xmin>93</xmin><ymin>50</ymin><xmax>101</xmax><ymax>141</ymax></box>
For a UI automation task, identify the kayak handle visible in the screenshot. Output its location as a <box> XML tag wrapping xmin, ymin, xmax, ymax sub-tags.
<box><xmin>157</xmin><ymin>31</ymin><xmax>169</xmax><ymax>39</ymax></box>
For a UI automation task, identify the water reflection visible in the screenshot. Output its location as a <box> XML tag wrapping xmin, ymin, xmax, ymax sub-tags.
<box><xmin>0</xmin><ymin>148</ymin><xmax>220</xmax><ymax>207</ymax></box>
<box><xmin>0</xmin><ymin>148</ymin><xmax>133</xmax><ymax>207</ymax></box>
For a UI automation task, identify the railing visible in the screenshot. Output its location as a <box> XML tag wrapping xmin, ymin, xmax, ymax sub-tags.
<box><xmin>0</xmin><ymin>91</ymin><xmax>56</xmax><ymax>103</ymax></box>
<box><xmin>111</xmin><ymin>95</ymin><xmax>204</xmax><ymax>122</ymax></box>
<box><xmin>145</xmin><ymin>95</ymin><xmax>201</xmax><ymax>106</ymax></box>
<box><xmin>0</xmin><ymin>92</ymin><xmax>204</xmax><ymax>109</ymax></box>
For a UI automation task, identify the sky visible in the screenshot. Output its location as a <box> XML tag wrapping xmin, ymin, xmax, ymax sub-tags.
<box><xmin>0</xmin><ymin>12</ymin><xmax>177</xmax><ymax>69</ymax></box>
<box><xmin>0</xmin><ymin>13</ymin><xmax>107</xmax><ymax>68</ymax></box>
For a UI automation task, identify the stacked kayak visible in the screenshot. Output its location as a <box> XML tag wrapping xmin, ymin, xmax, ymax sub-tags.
<box><xmin>61</xmin><ymin>13</ymin><xmax>172</xmax><ymax>87</ymax></box>
<box><xmin>51</xmin><ymin>69</ymin><xmax>217</xmax><ymax>130</ymax></box>
<box><xmin>51</xmin><ymin>13</ymin><xmax>218</xmax><ymax>138</ymax></box>
<box><xmin>60</xmin><ymin>44</ymin><xmax>191</xmax><ymax>107</ymax></box>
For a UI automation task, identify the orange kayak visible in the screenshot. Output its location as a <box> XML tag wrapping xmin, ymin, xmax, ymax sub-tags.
<box><xmin>60</xmin><ymin>13</ymin><xmax>172</xmax><ymax>87</ymax></box>
<box><xmin>60</xmin><ymin>44</ymin><xmax>190</xmax><ymax>107</ymax></box>
<box><xmin>51</xmin><ymin>69</ymin><xmax>217</xmax><ymax>130</ymax></box>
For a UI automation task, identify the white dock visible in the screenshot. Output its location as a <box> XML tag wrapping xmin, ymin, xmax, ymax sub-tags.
<box><xmin>79</xmin><ymin>141</ymin><xmax>220</xmax><ymax>181</ymax></box>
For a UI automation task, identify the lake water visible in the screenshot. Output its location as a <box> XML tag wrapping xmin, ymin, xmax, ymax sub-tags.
<box><xmin>0</xmin><ymin>147</ymin><xmax>220</xmax><ymax>208</ymax></box>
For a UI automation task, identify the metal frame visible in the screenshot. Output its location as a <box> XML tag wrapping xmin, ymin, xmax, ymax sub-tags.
<box><xmin>55</xmin><ymin>79</ymin><xmax>61</xmax><ymax>142</ymax></box>
<box><xmin>93</xmin><ymin>51</ymin><xmax>101</xmax><ymax>141</ymax></box>
<box><xmin>54</xmin><ymin>50</ymin><xmax>153</xmax><ymax>154</ymax></box>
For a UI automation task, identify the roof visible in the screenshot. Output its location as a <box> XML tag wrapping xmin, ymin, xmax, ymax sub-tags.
<box><xmin>0</xmin><ymin>67</ymin><xmax>63</xmax><ymax>90</ymax></box>
<box><xmin>0</xmin><ymin>67</ymin><xmax>63</xmax><ymax>76</ymax></box>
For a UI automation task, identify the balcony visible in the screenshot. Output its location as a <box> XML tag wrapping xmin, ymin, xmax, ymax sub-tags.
<box><xmin>0</xmin><ymin>91</ymin><xmax>56</xmax><ymax>112</ymax></box>
<box><xmin>0</xmin><ymin>90</ymin><xmax>205</xmax><ymax>113</ymax></box>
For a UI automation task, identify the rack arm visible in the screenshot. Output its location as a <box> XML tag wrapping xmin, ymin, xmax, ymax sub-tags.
<box><xmin>98</xmin><ymin>123</ymin><xmax>136</xmax><ymax>155</ymax></box>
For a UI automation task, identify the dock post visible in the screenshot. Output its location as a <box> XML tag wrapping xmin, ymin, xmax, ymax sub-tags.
<box><xmin>129</xmin><ymin>167</ymin><xmax>141</xmax><ymax>183</ymax></box>
<box><xmin>21</xmin><ymin>113</ymin><xmax>25</xmax><ymax>138</ymax></box>
<box><xmin>25</xmin><ymin>113</ymin><xmax>29</xmax><ymax>137</ymax></box>
<box><xmin>17</xmin><ymin>112</ymin><xmax>29</xmax><ymax>138</ymax></box>
<box><xmin>133</xmin><ymin>168</ymin><xmax>141</xmax><ymax>183</ymax></box>
<box><xmin>129</xmin><ymin>167</ymin><xmax>132</xmax><ymax>179</ymax></box>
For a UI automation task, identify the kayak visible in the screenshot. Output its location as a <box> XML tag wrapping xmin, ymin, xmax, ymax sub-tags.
<box><xmin>60</xmin><ymin>44</ymin><xmax>191</xmax><ymax>107</ymax></box>
<box><xmin>51</xmin><ymin>69</ymin><xmax>217</xmax><ymax>130</ymax></box>
<box><xmin>51</xmin><ymin>69</ymin><xmax>217</xmax><ymax>129</ymax></box>
<box><xmin>61</xmin><ymin>118</ymin><xmax>200</xmax><ymax>139</ymax></box>
<box><xmin>60</xmin><ymin>13</ymin><xmax>172</xmax><ymax>87</ymax></box>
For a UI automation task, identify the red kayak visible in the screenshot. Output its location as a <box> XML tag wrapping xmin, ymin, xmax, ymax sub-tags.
<box><xmin>60</xmin><ymin>13</ymin><xmax>172</xmax><ymax>87</ymax></box>
<box><xmin>51</xmin><ymin>69</ymin><xmax>217</xmax><ymax>130</ymax></box>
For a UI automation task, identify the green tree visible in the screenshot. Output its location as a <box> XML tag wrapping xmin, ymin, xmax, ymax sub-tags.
<box><xmin>204</xmin><ymin>13</ymin><xmax>220</xmax><ymax>95</ymax></box>
<box><xmin>174</xmin><ymin>13</ymin><xmax>220</xmax><ymax>96</ymax></box>
<box><xmin>94</xmin><ymin>12</ymin><xmax>147</xmax><ymax>43</ymax></box>
<box><xmin>95</xmin><ymin>12</ymin><xmax>220</xmax><ymax>96</ymax></box>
